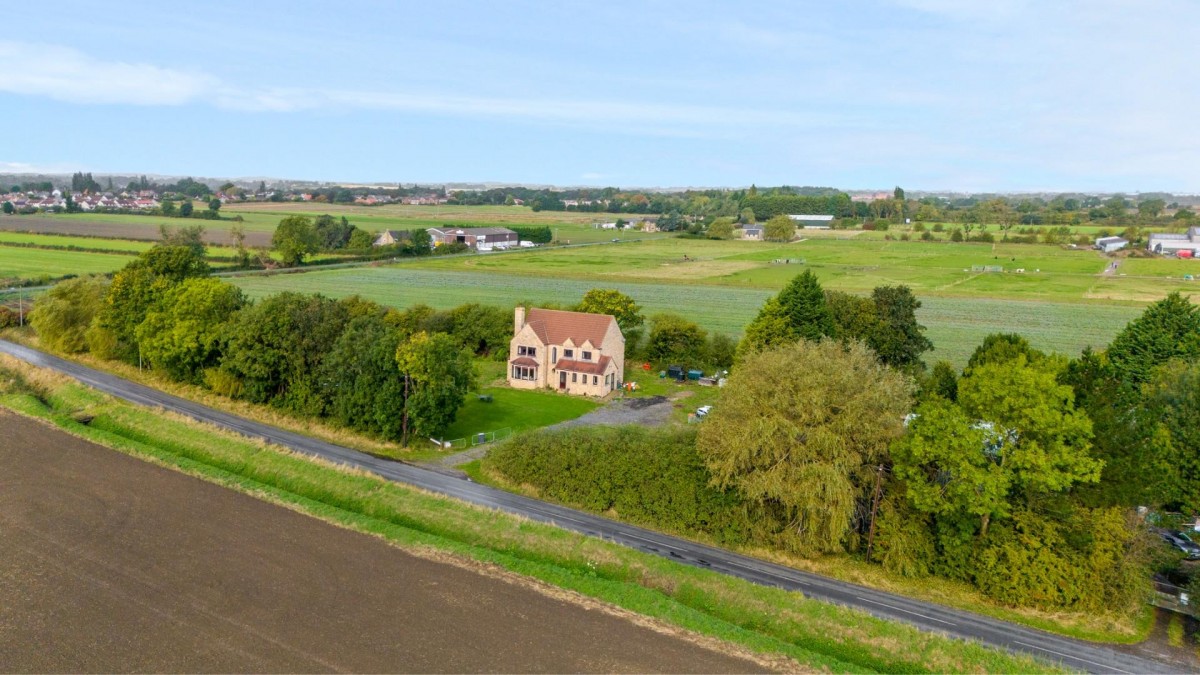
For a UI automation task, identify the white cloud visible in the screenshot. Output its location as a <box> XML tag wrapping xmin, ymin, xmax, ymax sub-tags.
<box><xmin>0</xmin><ymin>160</ymin><xmax>87</xmax><ymax>174</ymax></box>
<box><xmin>0</xmin><ymin>42</ymin><xmax>217</xmax><ymax>105</ymax></box>
<box><xmin>0</xmin><ymin>40</ymin><xmax>836</xmax><ymax>138</ymax></box>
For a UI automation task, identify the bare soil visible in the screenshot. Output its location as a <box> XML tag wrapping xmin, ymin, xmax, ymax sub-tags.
<box><xmin>0</xmin><ymin>410</ymin><xmax>766</xmax><ymax>673</ymax></box>
<box><xmin>0</xmin><ymin>216</ymin><xmax>272</xmax><ymax>247</ymax></box>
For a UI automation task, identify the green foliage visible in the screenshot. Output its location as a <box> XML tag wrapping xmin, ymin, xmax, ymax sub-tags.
<box><xmin>576</xmin><ymin>288</ymin><xmax>644</xmax><ymax>333</ymax></box>
<box><xmin>825</xmin><ymin>290</ymin><xmax>880</xmax><ymax>346</ymax></box>
<box><xmin>707</xmin><ymin>333</ymin><xmax>736</xmax><ymax>369</ymax></box>
<box><xmin>646</xmin><ymin>312</ymin><xmax>707</xmax><ymax>364</ymax></box>
<box><xmin>1063</xmin><ymin>349</ymin><xmax>1175</xmax><ymax>509</ymax></box>
<box><xmin>707</xmin><ymin>217</ymin><xmax>736</xmax><ymax>240</ymax></box>
<box><xmin>29</xmin><ymin>276</ymin><xmax>108</xmax><ymax>353</ymax></box>
<box><xmin>313</xmin><ymin>214</ymin><xmax>356</xmax><ymax>250</ymax></box>
<box><xmin>272</xmin><ymin>215</ymin><xmax>320</xmax><ymax>266</ymax></box>
<box><xmin>966</xmin><ymin>333</ymin><xmax>1043</xmax><ymax>370</ymax></box>
<box><xmin>872</xmin><ymin>498</ymin><xmax>936</xmax><ymax>577</ymax></box>
<box><xmin>135</xmin><ymin>278</ymin><xmax>245</xmax><ymax>383</ymax></box>
<box><xmin>870</xmin><ymin>286</ymin><xmax>933</xmax><ymax>369</ymax></box>
<box><xmin>395</xmin><ymin>331</ymin><xmax>476</xmax><ymax>442</ymax></box>
<box><xmin>777</xmin><ymin>270</ymin><xmax>836</xmax><ymax>341</ymax></box>
<box><xmin>511</xmin><ymin>226</ymin><xmax>553</xmax><ymax>243</ymax></box>
<box><xmin>1149</xmin><ymin>361</ymin><xmax>1200</xmax><ymax>513</ymax></box>
<box><xmin>446</xmin><ymin>303</ymin><xmax>513</xmax><ymax>358</ymax></box>
<box><xmin>762</xmin><ymin>214</ymin><xmax>796</xmax><ymax>242</ymax></box>
<box><xmin>1106</xmin><ymin>292</ymin><xmax>1200</xmax><ymax>386</ymax></box>
<box><xmin>698</xmin><ymin>340</ymin><xmax>913</xmax><ymax>554</ymax></box>
<box><xmin>220</xmin><ymin>292</ymin><xmax>351</xmax><ymax>413</ymax></box>
<box><xmin>97</xmin><ymin>245</ymin><xmax>210</xmax><ymax>360</ymax></box>
<box><xmin>920</xmin><ymin>361</ymin><xmax>959</xmax><ymax>402</ymax></box>
<box><xmin>347</xmin><ymin>228</ymin><xmax>375</xmax><ymax>249</ymax></box>
<box><xmin>159</xmin><ymin>224</ymin><xmax>207</xmax><ymax>258</ymax></box>
<box><xmin>321</xmin><ymin>314</ymin><xmax>407</xmax><ymax>440</ymax></box>
<box><xmin>957</xmin><ymin>357</ymin><xmax>1100</xmax><ymax>498</ymax></box>
<box><xmin>487</xmin><ymin>426</ymin><xmax>754</xmax><ymax>544</ymax></box>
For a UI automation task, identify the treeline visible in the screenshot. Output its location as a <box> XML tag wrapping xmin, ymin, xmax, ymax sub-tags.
<box><xmin>489</xmin><ymin>272</ymin><xmax>1200</xmax><ymax>613</ymax></box>
<box><xmin>25</xmin><ymin>246</ymin><xmax>524</xmax><ymax>444</ymax></box>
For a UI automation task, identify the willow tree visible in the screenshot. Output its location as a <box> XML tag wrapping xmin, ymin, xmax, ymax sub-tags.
<box><xmin>697</xmin><ymin>340</ymin><xmax>913</xmax><ymax>554</ymax></box>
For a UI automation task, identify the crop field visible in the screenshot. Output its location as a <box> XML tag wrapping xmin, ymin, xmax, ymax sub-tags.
<box><xmin>0</xmin><ymin>214</ymin><xmax>273</xmax><ymax>247</ymax></box>
<box><xmin>0</xmin><ymin>231</ymin><xmax>155</xmax><ymax>253</ymax></box>
<box><xmin>0</xmin><ymin>246</ymin><xmax>137</xmax><ymax>281</ymax></box>
<box><xmin>232</xmin><ymin>266</ymin><xmax>1142</xmax><ymax>366</ymax></box>
<box><xmin>409</xmin><ymin>237</ymin><xmax>1200</xmax><ymax>303</ymax></box>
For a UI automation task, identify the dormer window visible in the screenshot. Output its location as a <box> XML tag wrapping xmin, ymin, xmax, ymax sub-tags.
<box><xmin>582</xmin><ymin>351</ymin><xmax>592</xmax><ymax>361</ymax></box>
<box><xmin>564</xmin><ymin>349</ymin><xmax>574</xmax><ymax>358</ymax></box>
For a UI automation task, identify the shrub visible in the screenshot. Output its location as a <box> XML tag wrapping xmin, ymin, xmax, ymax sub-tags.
<box><xmin>487</xmin><ymin>426</ymin><xmax>754</xmax><ymax>544</ymax></box>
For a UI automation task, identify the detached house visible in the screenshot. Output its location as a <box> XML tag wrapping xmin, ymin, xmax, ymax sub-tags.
<box><xmin>508</xmin><ymin>307</ymin><xmax>625</xmax><ymax>396</ymax></box>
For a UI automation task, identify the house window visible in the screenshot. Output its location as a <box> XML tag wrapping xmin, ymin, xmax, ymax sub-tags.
<box><xmin>564</xmin><ymin>349</ymin><xmax>574</xmax><ymax>358</ymax></box>
<box><xmin>571</xmin><ymin>373</ymin><xmax>577</xmax><ymax>383</ymax></box>
<box><xmin>582</xmin><ymin>351</ymin><xmax>592</xmax><ymax>361</ymax></box>
<box><xmin>517</xmin><ymin>345</ymin><xmax>537</xmax><ymax>357</ymax></box>
<box><xmin>592</xmin><ymin>375</ymin><xmax>598</xmax><ymax>385</ymax></box>
<box><xmin>511</xmin><ymin>365</ymin><xmax>535</xmax><ymax>381</ymax></box>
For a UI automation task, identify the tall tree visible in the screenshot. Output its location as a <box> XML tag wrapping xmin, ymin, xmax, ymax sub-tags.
<box><xmin>698</xmin><ymin>340</ymin><xmax>913</xmax><ymax>554</ymax></box>
<box><xmin>576</xmin><ymin>288</ymin><xmax>644</xmax><ymax>333</ymax></box>
<box><xmin>272</xmin><ymin>215</ymin><xmax>320</xmax><ymax>266</ymax></box>
<box><xmin>776</xmin><ymin>270</ymin><xmax>836</xmax><ymax>342</ymax></box>
<box><xmin>646</xmin><ymin>313</ymin><xmax>707</xmax><ymax>364</ymax></box>
<box><xmin>1106</xmin><ymin>292</ymin><xmax>1200</xmax><ymax>386</ymax></box>
<box><xmin>870</xmin><ymin>286</ymin><xmax>933</xmax><ymax>369</ymax></box>
<box><xmin>29</xmin><ymin>276</ymin><xmax>108</xmax><ymax>353</ymax></box>
<box><xmin>136</xmin><ymin>278</ymin><xmax>245</xmax><ymax>382</ymax></box>
<box><xmin>395</xmin><ymin>331</ymin><xmax>476</xmax><ymax>444</ymax></box>
<box><xmin>763</xmin><ymin>214</ymin><xmax>796</xmax><ymax>242</ymax></box>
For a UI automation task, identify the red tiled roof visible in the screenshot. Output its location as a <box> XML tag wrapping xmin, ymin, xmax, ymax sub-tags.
<box><xmin>510</xmin><ymin>356</ymin><xmax>539</xmax><ymax>367</ymax></box>
<box><xmin>525</xmin><ymin>307</ymin><xmax>616</xmax><ymax>347</ymax></box>
<box><xmin>555</xmin><ymin>356</ymin><xmax>612</xmax><ymax>376</ymax></box>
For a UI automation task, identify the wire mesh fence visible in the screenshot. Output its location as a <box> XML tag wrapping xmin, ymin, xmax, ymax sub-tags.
<box><xmin>470</xmin><ymin>427</ymin><xmax>513</xmax><ymax>446</ymax></box>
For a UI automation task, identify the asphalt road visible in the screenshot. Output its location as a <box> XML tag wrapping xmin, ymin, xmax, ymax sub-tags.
<box><xmin>0</xmin><ymin>339</ymin><xmax>1173</xmax><ymax>674</ymax></box>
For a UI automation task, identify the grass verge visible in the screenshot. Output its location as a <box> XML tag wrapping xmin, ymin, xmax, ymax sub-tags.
<box><xmin>0</xmin><ymin>356</ymin><xmax>1056</xmax><ymax>674</ymax></box>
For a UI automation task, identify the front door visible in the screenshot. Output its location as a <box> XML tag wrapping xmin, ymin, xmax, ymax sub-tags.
<box><xmin>559</xmin><ymin>371</ymin><xmax>567</xmax><ymax>389</ymax></box>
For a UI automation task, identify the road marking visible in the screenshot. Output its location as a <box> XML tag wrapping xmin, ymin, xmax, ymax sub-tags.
<box><xmin>1012</xmin><ymin>640</ymin><xmax>1131</xmax><ymax>674</ymax></box>
<box><xmin>855</xmin><ymin>596</ymin><xmax>957</xmax><ymax>626</ymax></box>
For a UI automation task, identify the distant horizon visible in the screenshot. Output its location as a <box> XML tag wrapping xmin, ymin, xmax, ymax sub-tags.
<box><xmin>0</xmin><ymin>169</ymin><xmax>1195</xmax><ymax>198</ymax></box>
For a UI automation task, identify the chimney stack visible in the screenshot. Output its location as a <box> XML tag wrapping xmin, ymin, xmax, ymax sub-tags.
<box><xmin>514</xmin><ymin>306</ymin><xmax>526</xmax><ymax>335</ymax></box>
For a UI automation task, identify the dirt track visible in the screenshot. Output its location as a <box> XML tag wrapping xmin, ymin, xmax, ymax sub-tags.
<box><xmin>0</xmin><ymin>411</ymin><xmax>765</xmax><ymax>673</ymax></box>
<box><xmin>0</xmin><ymin>216</ymin><xmax>272</xmax><ymax>247</ymax></box>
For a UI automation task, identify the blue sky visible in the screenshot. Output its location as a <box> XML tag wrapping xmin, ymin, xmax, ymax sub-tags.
<box><xmin>1</xmin><ymin>1</ymin><xmax>1197</xmax><ymax>192</ymax></box>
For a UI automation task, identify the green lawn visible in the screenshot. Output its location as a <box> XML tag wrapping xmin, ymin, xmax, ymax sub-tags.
<box><xmin>442</xmin><ymin>386</ymin><xmax>598</xmax><ymax>441</ymax></box>
<box><xmin>0</xmin><ymin>246</ymin><xmax>137</xmax><ymax>281</ymax></box>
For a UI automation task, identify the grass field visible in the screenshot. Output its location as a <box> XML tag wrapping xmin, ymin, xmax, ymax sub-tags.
<box><xmin>231</xmin><ymin>264</ymin><xmax>1144</xmax><ymax>366</ymax></box>
<box><xmin>6</xmin><ymin>205</ymin><xmax>669</xmax><ymax>244</ymax></box>
<box><xmin>0</xmin><ymin>246</ymin><xmax>137</xmax><ymax>281</ymax></box>
<box><xmin>442</xmin><ymin>386</ymin><xmax>598</xmax><ymax>441</ymax></box>
<box><xmin>0</xmin><ymin>361</ymin><xmax>1054</xmax><ymax>673</ymax></box>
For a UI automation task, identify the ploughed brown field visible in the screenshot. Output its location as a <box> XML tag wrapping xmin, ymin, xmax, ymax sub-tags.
<box><xmin>0</xmin><ymin>411</ymin><xmax>765</xmax><ymax>673</ymax></box>
<box><xmin>0</xmin><ymin>216</ymin><xmax>273</xmax><ymax>247</ymax></box>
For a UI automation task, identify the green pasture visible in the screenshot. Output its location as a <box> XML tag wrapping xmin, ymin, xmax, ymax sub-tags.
<box><xmin>231</xmin><ymin>266</ymin><xmax>1143</xmax><ymax>367</ymax></box>
<box><xmin>0</xmin><ymin>247</ymin><xmax>137</xmax><ymax>281</ymax></box>
<box><xmin>441</xmin><ymin>387</ymin><xmax>598</xmax><ymax>441</ymax></box>
<box><xmin>408</xmin><ymin>237</ymin><xmax>1199</xmax><ymax>303</ymax></box>
<box><xmin>0</xmin><ymin>231</ymin><xmax>154</xmax><ymax>252</ymax></box>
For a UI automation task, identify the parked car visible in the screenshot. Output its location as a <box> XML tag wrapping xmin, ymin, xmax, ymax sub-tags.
<box><xmin>695</xmin><ymin>405</ymin><xmax>712</xmax><ymax>418</ymax></box>
<box><xmin>1160</xmin><ymin>530</ymin><xmax>1200</xmax><ymax>560</ymax></box>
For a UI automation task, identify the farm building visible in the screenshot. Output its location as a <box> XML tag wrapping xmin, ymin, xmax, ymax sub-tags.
<box><xmin>508</xmin><ymin>306</ymin><xmax>625</xmax><ymax>397</ymax></box>
<box><xmin>1148</xmin><ymin>227</ymin><xmax>1200</xmax><ymax>256</ymax></box>
<box><xmin>742</xmin><ymin>226</ymin><xmax>763</xmax><ymax>240</ymax></box>
<box><xmin>1094</xmin><ymin>236</ymin><xmax>1129</xmax><ymax>253</ymax></box>
<box><xmin>427</xmin><ymin>226</ymin><xmax>518</xmax><ymax>251</ymax></box>
<box><xmin>372</xmin><ymin>230</ymin><xmax>406</xmax><ymax>246</ymax></box>
<box><xmin>787</xmin><ymin>214</ymin><xmax>834</xmax><ymax>229</ymax></box>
